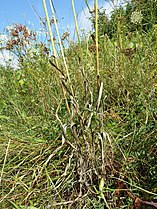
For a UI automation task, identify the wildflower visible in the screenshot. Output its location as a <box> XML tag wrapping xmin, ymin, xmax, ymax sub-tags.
<box><xmin>0</xmin><ymin>34</ymin><xmax>8</xmax><ymax>43</ymax></box>
<box><xmin>18</xmin><ymin>24</ymin><xmax>23</xmax><ymax>32</ymax></box>
<box><xmin>6</xmin><ymin>25</ymin><xmax>15</xmax><ymax>32</ymax></box>
<box><xmin>61</xmin><ymin>32</ymin><xmax>69</xmax><ymax>40</ymax></box>
<box><xmin>6</xmin><ymin>40</ymin><xmax>13</xmax><ymax>50</ymax></box>
<box><xmin>131</xmin><ymin>10</ymin><xmax>143</xmax><ymax>24</ymax></box>
<box><xmin>11</xmin><ymin>30</ymin><xmax>19</xmax><ymax>37</ymax></box>
<box><xmin>50</xmin><ymin>17</ymin><xmax>58</xmax><ymax>24</ymax></box>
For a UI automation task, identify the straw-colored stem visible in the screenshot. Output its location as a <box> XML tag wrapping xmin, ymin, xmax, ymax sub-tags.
<box><xmin>49</xmin><ymin>0</ymin><xmax>74</xmax><ymax>97</ymax></box>
<box><xmin>0</xmin><ymin>139</ymin><xmax>11</xmax><ymax>184</ymax></box>
<box><xmin>42</xmin><ymin>0</ymin><xmax>70</xmax><ymax>114</ymax></box>
<box><xmin>71</xmin><ymin>0</ymin><xmax>81</xmax><ymax>45</ymax></box>
<box><xmin>42</xmin><ymin>0</ymin><xmax>57</xmax><ymax>62</ymax></box>
<box><xmin>95</xmin><ymin>0</ymin><xmax>100</xmax><ymax>90</ymax></box>
<box><xmin>71</xmin><ymin>0</ymin><xmax>84</xmax><ymax>93</ymax></box>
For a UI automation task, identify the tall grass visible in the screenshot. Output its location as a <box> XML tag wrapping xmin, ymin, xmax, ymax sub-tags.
<box><xmin>0</xmin><ymin>0</ymin><xmax>157</xmax><ymax>208</ymax></box>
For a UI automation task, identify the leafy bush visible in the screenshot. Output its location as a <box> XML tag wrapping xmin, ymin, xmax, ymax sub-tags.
<box><xmin>90</xmin><ymin>0</ymin><xmax>157</xmax><ymax>38</ymax></box>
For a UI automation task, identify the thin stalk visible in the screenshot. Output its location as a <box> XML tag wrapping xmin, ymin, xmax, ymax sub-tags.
<box><xmin>42</xmin><ymin>0</ymin><xmax>70</xmax><ymax>114</ymax></box>
<box><xmin>49</xmin><ymin>0</ymin><xmax>74</xmax><ymax>97</ymax></box>
<box><xmin>42</xmin><ymin>0</ymin><xmax>57</xmax><ymax>62</ymax></box>
<box><xmin>84</xmin><ymin>0</ymin><xmax>91</xmax><ymax>12</ymax></box>
<box><xmin>0</xmin><ymin>139</ymin><xmax>11</xmax><ymax>184</ymax></box>
<box><xmin>71</xmin><ymin>0</ymin><xmax>81</xmax><ymax>45</ymax></box>
<box><xmin>71</xmin><ymin>0</ymin><xmax>84</xmax><ymax>97</ymax></box>
<box><xmin>117</xmin><ymin>18</ymin><xmax>123</xmax><ymax>71</ymax></box>
<box><xmin>95</xmin><ymin>0</ymin><xmax>100</xmax><ymax>90</ymax></box>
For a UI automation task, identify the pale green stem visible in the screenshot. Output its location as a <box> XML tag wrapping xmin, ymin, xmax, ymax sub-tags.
<box><xmin>95</xmin><ymin>0</ymin><xmax>100</xmax><ymax>90</ymax></box>
<box><xmin>0</xmin><ymin>139</ymin><xmax>11</xmax><ymax>184</ymax></box>
<box><xmin>49</xmin><ymin>0</ymin><xmax>74</xmax><ymax>97</ymax></box>
<box><xmin>42</xmin><ymin>0</ymin><xmax>57</xmax><ymax>61</ymax></box>
<box><xmin>42</xmin><ymin>0</ymin><xmax>71</xmax><ymax>114</ymax></box>
<box><xmin>84</xmin><ymin>0</ymin><xmax>91</xmax><ymax>12</ymax></box>
<box><xmin>71</xmin><ymin>0</ymin><xmax>81</xmax><ymax>45</ymax></box>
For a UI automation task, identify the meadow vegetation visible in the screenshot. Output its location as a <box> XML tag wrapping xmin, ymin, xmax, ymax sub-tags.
<box><xmin>0</xmin><ymin>0</ymin><xmax>157</xmax><ymax>208</ymax></box>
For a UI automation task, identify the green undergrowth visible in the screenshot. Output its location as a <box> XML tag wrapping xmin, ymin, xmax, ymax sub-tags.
<box><xmin>0</xmin><ymin>4</ymin><xmax>157</xmax><ymax>209</ymax></box>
